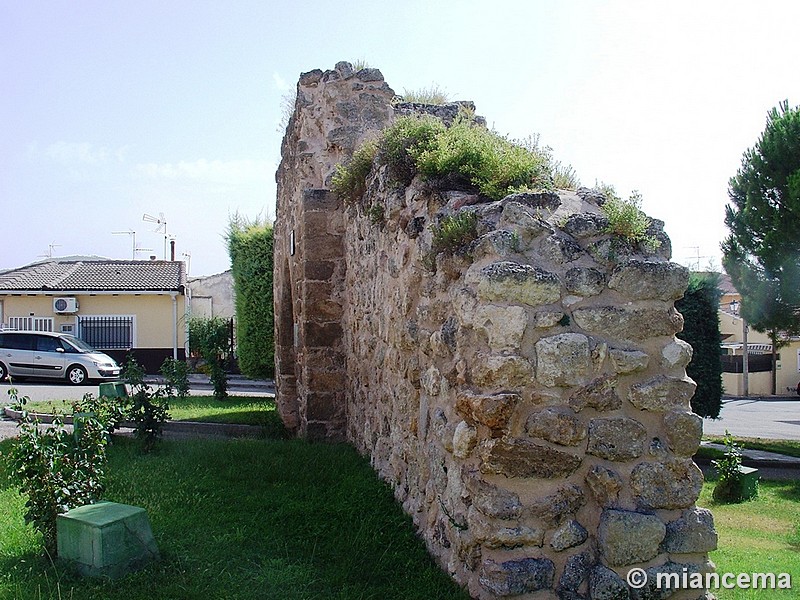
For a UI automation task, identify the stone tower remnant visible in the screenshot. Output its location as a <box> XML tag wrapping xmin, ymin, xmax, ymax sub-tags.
<box><xmin>274</xmin><ymin>61</ymin><xmax>715</xmax><ymax>599</ymax></box>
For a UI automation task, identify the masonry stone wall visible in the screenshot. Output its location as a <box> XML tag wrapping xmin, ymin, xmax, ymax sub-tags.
<box><xmin>274</xmin><ymin>62</ymin><xmax>715</xmax><ymax>599</ymax></box>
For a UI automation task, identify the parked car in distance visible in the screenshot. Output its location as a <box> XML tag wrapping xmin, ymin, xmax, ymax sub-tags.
<box><xmin>0</xmin><ymin>331</ymin><xmax>121</xmax><ymax>385</ymax></box>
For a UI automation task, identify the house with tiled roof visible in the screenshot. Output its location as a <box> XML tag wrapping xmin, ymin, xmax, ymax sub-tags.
<box><xmin>0</xmin><ymin>258</ymin><xmax>187</xmax><ymax>372</ymax></box>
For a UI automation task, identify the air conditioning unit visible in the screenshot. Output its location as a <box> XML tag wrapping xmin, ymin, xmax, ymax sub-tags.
<box><xmin>53</xmin><ymin>297</ymin><xmax>79</xmax><ymax>313</ymax></box>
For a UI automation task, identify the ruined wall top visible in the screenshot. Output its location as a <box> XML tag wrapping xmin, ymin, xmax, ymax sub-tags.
<box><xmin>273</xmin><ymin>62</ymin><xmax>714</xmax><ymax>600</ymax></box>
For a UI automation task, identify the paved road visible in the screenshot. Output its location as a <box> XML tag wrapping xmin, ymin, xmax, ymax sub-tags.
<box><xmin>703</xmin><ymin>396</ymin><xmax>800</xmax><ymax>440</ymax></box>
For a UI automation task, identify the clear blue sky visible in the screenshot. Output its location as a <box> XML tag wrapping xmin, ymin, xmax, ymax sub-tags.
<box><xmin>2</xmin><ymin>0</ymin><xmax>799</xmax><ymax>276</ymax></box>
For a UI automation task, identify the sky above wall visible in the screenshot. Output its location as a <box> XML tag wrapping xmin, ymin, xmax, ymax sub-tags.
<box><xmin>2</xmin><ymin>0</ymin><xmax>799</xmax><ymax>276</ymax></box>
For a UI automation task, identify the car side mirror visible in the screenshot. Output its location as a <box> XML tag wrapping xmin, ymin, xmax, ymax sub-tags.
<box><xmin>56</xmin><ymin>347</ymin><xmax>65</xmax><ymax>353</ymax></box>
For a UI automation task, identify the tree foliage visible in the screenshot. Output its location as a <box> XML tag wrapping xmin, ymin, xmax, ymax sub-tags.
<box><xmin>722</xmin><ymin>101</ymin><xmax>800</xmax><ymax>392</ymax></box>
<box><xmin>227</xmin><ymin>216</ymin><xmax>275</xmax><ymax>380</ymax></box>
<box><xmin>676</xmin><ymin>273</ymin><xmax>723</xmax><ymax>418</ymax></box>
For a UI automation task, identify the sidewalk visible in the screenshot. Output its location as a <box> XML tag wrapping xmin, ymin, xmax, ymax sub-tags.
<box><xmin>144</xmin><ymin>374</ymin><xmax>275</xmax><ymax>396</ymax></box>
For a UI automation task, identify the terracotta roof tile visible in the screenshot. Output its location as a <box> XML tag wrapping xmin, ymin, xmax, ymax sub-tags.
<box><xmin>0</xmin><ymin>260</ymin><xmax>186</xmax><ymax>292</ymax></box>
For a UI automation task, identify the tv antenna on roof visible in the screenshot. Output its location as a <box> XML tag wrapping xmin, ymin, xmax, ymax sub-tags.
<box><xmin>142</xmin><ymin>212</ymin><xmax>168</xmax><ymax>260</ymax></box>
<box><xmin>112</xmin><ymin>230</ymin><xmax>153</xmax><ymax>260</ymax></box>
<box><xmin>38</xmin><ymin>242</ymin><xmax>61</xmax><ymax>259</ymax></box>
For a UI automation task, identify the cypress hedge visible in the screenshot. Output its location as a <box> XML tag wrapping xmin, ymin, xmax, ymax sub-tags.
<box><xmin>676</xmin><ymin>272</ymin><xmax>723</xmax><ymax>418</ymax></box>
<box><xmin>227</xmin><ymin>216</ymin><xmax>275</xmax><ymax>379</ymax></box>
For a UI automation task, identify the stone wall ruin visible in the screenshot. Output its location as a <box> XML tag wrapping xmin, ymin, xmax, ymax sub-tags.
<box><xmin>274</xmin><ymin>62</ymin><xmax>715</xmax><ymax>599</ymax></box>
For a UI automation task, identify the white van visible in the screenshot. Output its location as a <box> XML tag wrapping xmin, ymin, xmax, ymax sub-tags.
<box><xmin>0</xmin><ymin>331</ymin><xmax>121</xmax><ymax>385</ymax></box>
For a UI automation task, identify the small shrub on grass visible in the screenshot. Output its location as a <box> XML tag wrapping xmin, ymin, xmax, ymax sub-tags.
<box><xmin>712</xmin><ymin>431</ymin><xmax>749</xmax><ymax>503</ymax></box>
<box><xmin>7</xmin><ymin>390</ymin><xmax>107</xmax><ymax>554</ymax></box>
<box><xmin>160</xmin><ymin>357</ymin><xmax>190</xmax><ymax>399</ymax></box>
<box><xmin>123</xmin><ymin>356</ymin><xmax>171</xmax><ymax>453</ymax></box>
<box><xmin>188</xmin><ymin>317</ymin><xmax>230</xmax><ymax>401</ymax></box>
<box><xmin>72</xmin><ymin>392</ymin><xmax>128</xmax><ymax>435</ymax></box>
<box><xmin>331</xmin><ymin>138</ymin><xmax>378</xmax><ymax>202</ymax></box>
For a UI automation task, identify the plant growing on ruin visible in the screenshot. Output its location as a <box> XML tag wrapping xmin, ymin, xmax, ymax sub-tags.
<box><xmin>366</xmin><ymin>203</ymin><xmax>385</xmax><ymax>225</ymax></box>
<box><xmin>331</xmin><ymin>138</ymin><xmax>378</xmax><ymax>202</ymax></box>
<box><xmin>379</xmin><ymin>115</ymin><xmax>445</xmax><ymax>184</ymax></box>
<box><xmin>399</xmin><ymin>85</ymin><xmax>450</xmax><ymax>105</ymax></box>
<box><xmin>412</xmin><ymin>115</ymin><xmax>552</xmax><ymax>200</ymax></box>
<box><xmin>600</xmin><ymin>189</ymin><xmax>660</xmax><ymax>251</ymax></box>
<box><xmin>431</xmin><ymin>211</ymin><xmax>480</xmax><ymax>256</ymax></box>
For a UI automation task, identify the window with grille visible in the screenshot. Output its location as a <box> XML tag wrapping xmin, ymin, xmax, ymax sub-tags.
<box><xmin>77</xmin><ymin>316</ymin><xmax>135</xmax><ymax>350</ymax></box>
<box><xmin>7</xmin><ymin>316</ymin><xmax>54</xmax><ymax>331</ymax></box>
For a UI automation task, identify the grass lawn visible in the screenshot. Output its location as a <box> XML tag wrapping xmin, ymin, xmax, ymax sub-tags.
<box><xmin>698</xmin><ymin>476</ymin><xmax>800</xmax><ymax>599</ymax></box>
<box><xmin>0</xmin><ymin>436</ymin><xmax>469</xmax><ymax>600</ymax></box>
<box><xmin>7</xmin><ymin>395</ymin><xmax>281</xmax><ymax>429</ymax></box>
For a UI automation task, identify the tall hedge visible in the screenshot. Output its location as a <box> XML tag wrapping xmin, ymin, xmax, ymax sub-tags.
<box><xmin>227</xmin><ymin>216</ymin><xmax>274</xmax><ymax>379</ymax></box>
<box><xmin>676</xmin><ymin>272</ymin><xmax>723</xmax><ymax>418</ymax></box>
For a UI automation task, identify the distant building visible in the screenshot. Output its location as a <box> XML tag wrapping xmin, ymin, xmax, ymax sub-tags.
<box><xmin>0</xmin><ymin>258</ymin><xmax>187</xmax><ymax>372</ymax></box>
<box><xmin>187</xmin><ymin>270</ymin><xmax>235</xmax><ymax>319</ymax></box>
<box><xmin>718</xmin><ymin>273</ymin><xmax>800</xmax><ymax>396</ymax></box>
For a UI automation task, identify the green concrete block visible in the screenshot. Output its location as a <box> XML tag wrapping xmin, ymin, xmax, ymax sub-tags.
<box><xmin>57</xmin><ymin>501</ymin><xmax>159</xmax><ymax>579</ymax></box>
<box><xmin>739</xmin><ymin>465</ymin><xmax>760</xmax><ymax>500</ymax></box>
<box><xmin>99</xmin><ymin>381</ymin><xmax>128</xmax><ymax>398</ymax></box>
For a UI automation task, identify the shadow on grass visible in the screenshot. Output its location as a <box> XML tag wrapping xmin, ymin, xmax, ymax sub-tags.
<box><xmin>1</xmin><ymin>436</ymin><xmax>470</xmax><ymax>600</ymax></box>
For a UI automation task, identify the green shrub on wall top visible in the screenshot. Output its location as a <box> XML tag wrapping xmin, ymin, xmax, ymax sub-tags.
<box><xmin>331</xmin><ymin>112</ymin><xmax>560</xmax><ymax>203</ymax></box>
<box><xmin>227</xmin><ymin>216</ymin><xmax>275</xmax><ymax>380</ymax></box>
<box><xmin>676</xmin><ymin>272</ymin><xmax>723</xmax><ymax>418</ymax></box>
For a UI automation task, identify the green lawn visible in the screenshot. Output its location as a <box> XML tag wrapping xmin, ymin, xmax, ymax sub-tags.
<box><xmin>0</xmin><ymin>436</ymin><xmax>469</xmax><ymax>600</ymax></box>
<box><xmin>699</xmin><ymin>476</ymin><xmax>800</xmax><ymax>599</ymax></box>
<box><xmin>7</xmin><ymin>395</ymin><xmax>281</xmax><ymax>428</ymax></box>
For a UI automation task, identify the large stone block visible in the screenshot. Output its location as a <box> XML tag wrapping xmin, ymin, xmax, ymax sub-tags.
<box><xmin>474</xmin><ymin>261</ymin><xmax>561</xmax><ymax>306</ymax></box>
<box><xmin>480</xmin><ymin>438</ymin><xmax>582</xmax><ymax>479</ymax></box>
<box><xmin>57</xmin><ymin>501</ymin><xmax>159</xmax><ymax>579</ymax></box>
<box><xmin>630</xmin><ymin>459</ymin><xmax>704</xmax><ymax>509</ymax></box>
<box><xmin>526</xmin><ymin>484</ymin><xmax>586</xmax><ymax>526</ymax></box>
<box><xmin>472</xmin><ymin>304</ymin><xmax>527</xmax><ymax>352</ymax></box>
<box><xmin>480</xmin><ymin>557</ymin><xmax>555</xmax><ymax>596</ymax></box>
<box><xmin>607</xmin><ymin>260</ymin><xmax>689</xmax><ymax>301</ymax></box>
<box><xmin>456</xmin><ymin>390</ymin><xmax>520</xmax><ymax>430</ymax></box>
<box><xmin>471</xmin><ymin>354</ymin><xmax>534</xmax><ymax>389</ymax></box>
<box><xmin>585</xmin><ymin>465</ymin><xmax>623</xmax><ymax>508</ymax></box>
<box><xmin>664</xmin><ymin>410</ymin><xmax>703</xmax><ymax>457</ymax></box>
<box><xmin>535</xmin><ymin>333</ymin><xmax>592</xmax><ymax>387</ymax></box>
<box><xmin>572</xmin><ymin>305</ymin><xmax>684</xmax><ymax>342</ymax></box>
<box><xmin>462</xmin><ymin>467</ymin><xmax>522</xmax><ymax>519</ymax></box>
<box><xmin>551</xmin><ymin>519</ymin><xmax>588</xmax><ymax>552</ymax></box>
<box><xmin>587</xmin><ymin>417</ymin><xmax>647</xmax><ymax>461</ymax></box>
<box><xmin>589</xmin><ymin>565</ymin><xmax>630</xmax><ymax>600</ymax></box>
<box><xmin>526</xmin><ymin>407</ymin><xmax>586</xmax><ymax>446</ymax></box>
<box><xmin>570</xmin><ymin>376</ymin><xmax>622</xmax><ymax>412</ymax></box>
<box><xmin>599</xmin><ymin>509</ymin><xmax>666</xmax><ymax>567</ymax></box>
<box><xmin>468</xmin><ymin>508</ymin><xmax>545</xmax><ymax>549</ymax></box>
<box><xmin>565</xmin><ymin>266</ymin><xmax>606</xmax><ymax>296</ymax></box>
<box><xmin>628</xmin><ymin>376</ymin><xmax>696</xmax><ymax>412</ymax></box>
<box><xmin>663</xmin><ymin>508</ymin><xmax>718</xmax><ymax>554</ymax></box>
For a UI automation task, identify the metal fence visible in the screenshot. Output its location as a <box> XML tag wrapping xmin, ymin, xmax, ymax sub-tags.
<box><xmin>78</xmin><ymin>316</ymin><xmax>134</xmax><ymax>349</ymax></box>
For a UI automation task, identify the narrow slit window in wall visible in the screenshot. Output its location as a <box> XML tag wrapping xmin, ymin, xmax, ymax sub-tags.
<box><xmin>290</xmin><ymin>230</ymin><xmax>295</xmax><ymax>256</ymax></box>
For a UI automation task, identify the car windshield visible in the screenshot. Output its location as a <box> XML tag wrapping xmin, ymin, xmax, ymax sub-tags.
<box><xmin>61</xmin><ymin>335</ymin><xmax>98</xmax><ymax>353</ymax></box>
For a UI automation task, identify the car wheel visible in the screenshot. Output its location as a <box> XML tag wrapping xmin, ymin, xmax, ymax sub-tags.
<box><xmin>67</xmin><ymin>365</ymin><xmax>88</xmax><ymax>385</ymax></box>
<box><xmin>0</xmin><ymin>362</ymin><xmax>7</xmax><ymax>382</ymax></box>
